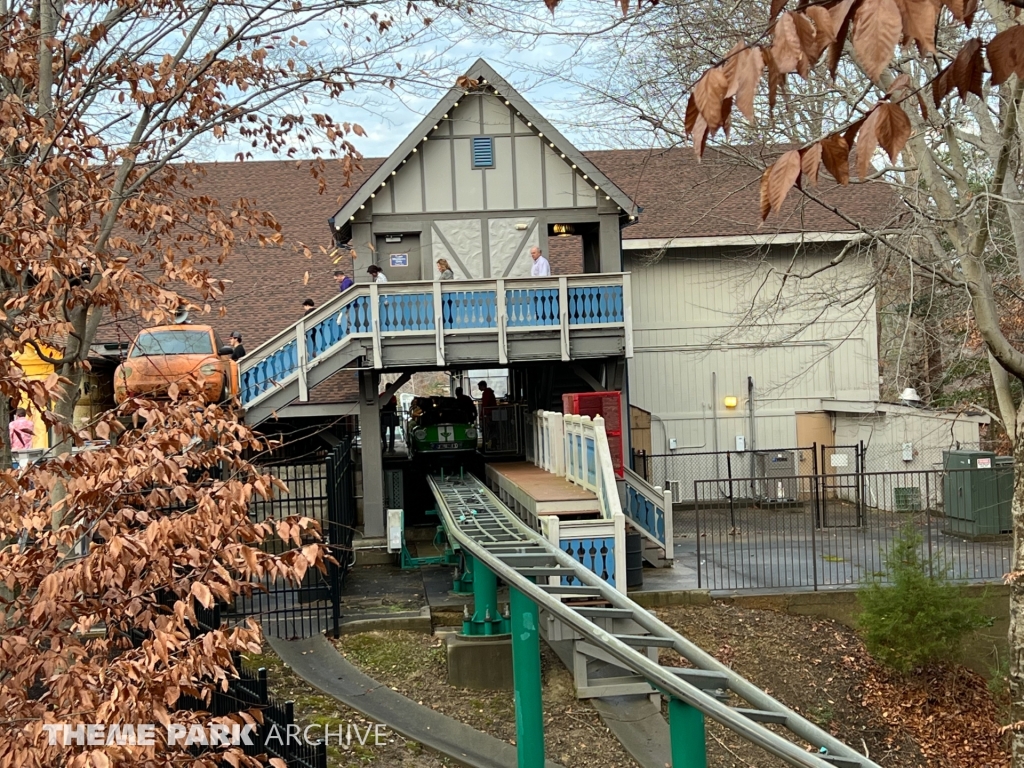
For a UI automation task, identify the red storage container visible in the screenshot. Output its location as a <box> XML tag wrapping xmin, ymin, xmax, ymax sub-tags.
<box><xmin>562</xmin><ymin>391</ymin><xmax>624</xmax><ymax>477</ymax></box>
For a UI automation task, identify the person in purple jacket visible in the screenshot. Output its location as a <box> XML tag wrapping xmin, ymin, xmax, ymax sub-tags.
<box><xmin>334</xmin><ymin>268</ymin><xmax>354</xmax><ymax>292</ymax></box>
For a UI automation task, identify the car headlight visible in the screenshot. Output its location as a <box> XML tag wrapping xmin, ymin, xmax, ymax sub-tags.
<box><xmin>464</xmin><ymin>427</ymin><xmax>477</xmax><ymax>439</ymax></box>
<box><xmin>119</xmin><ymin>367</ymin><xmax>133</xmax><ymax>378</ymax></box>
<box><xmin>200</xmin><ymin>364</ymin><xmax>218</xmax><ymax>376</ymax></box>
<box><xmin>414</xmin><ymin>429</ymin><xmax>427</xmax><ymax>440</ymax></box>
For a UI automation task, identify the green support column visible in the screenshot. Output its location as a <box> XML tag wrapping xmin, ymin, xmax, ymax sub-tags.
<box><xmin>472</xmin><ymin>555</ymin><xmax>499</xmax><ymax>634</ymax></box>
<box><xmin>668</xmin><ymin>698</ymin><xmax>707</xmax><ymax>768</ymax></box>
<box><xmin>461</xmin><ymin>554</ymin><xmax>509</xmax><ymax>636</ymax></box>
<box><xmin>510</xmin><ymin>586</ymin><xmax>544</xmax><ymax>768</ymax></box>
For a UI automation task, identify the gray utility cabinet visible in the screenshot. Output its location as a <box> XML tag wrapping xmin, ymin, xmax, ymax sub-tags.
<box><xmin>943</xmin><ymin>450</ymin><xmax>1013</xmax><ymax>537</ymax></box>
<box><xmin>754</xmin><ymin>451</ymin><xmax>798</xmax><ymax>502</ymax></box>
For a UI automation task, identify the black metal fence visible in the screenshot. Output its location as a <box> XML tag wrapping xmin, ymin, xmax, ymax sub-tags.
<box><xmin>686</xmin><ymin>467</ymin><xmax>1013</xmax><ymax>591</ymax></box>
<box><xmin>180</xmin><ymin>645</ymin><xmax>327</xmax><ymax>768</ymax></box>
<box><xmin>233</xmin><ymin>439</ymin><xmax>356</xmax><ymax>638</ymax></box>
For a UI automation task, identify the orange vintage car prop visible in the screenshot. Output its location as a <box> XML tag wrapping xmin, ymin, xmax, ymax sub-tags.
<box><xmin>113</xmin><ymin>324</ymin><xmax>240</xmax><ymax>405</ymax></box>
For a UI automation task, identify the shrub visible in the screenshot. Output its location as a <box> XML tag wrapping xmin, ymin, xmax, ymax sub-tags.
<box><xmin>857</xmin><ymin>524</ymin><xmax>987</xmax><ymax>674</ymax></box>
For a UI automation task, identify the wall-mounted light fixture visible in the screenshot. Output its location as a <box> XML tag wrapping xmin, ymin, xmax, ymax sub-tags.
<box><xmin>552</xmin><ymin>223</ymin><xmax>575</xmax><ymax>237</ymax></box>
<box><xmin>723</xmin><ymin>396</ymin><xmax>739</xmax><ymax>408</ymax></box>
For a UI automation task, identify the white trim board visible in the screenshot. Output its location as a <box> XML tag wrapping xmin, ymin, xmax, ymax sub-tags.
<box><xmin>622</xmin><ymin>232</ymin><xmax>865</xmax><ymax>250</ymax></box>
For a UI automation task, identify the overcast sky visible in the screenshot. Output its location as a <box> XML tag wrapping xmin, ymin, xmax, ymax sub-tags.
<box><xmin>207</xmin><ymin>2</ymin><xmax>653</xmax><ymax>163</ymax></box>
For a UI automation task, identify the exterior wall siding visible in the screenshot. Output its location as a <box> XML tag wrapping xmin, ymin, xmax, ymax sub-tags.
<box><xmin>386</xmin><ymin>92</ymin><xmax>596</xmax><ymax>215</ymax></box>
<box><xmin>626</xmin><ymin>245</ymin><xmax>880</xmax><ymax>454</ymax></box>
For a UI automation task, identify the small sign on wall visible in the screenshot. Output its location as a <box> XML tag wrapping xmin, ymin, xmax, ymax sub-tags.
<box><xmin>389</xmin><ymin>253</ymin><xmax>409</xmax><ymax>267</ymax></box>
<box><xmin>977</xmin><ymin>457</ymin><xmax>992</xmax><ymax>469</ymax></box>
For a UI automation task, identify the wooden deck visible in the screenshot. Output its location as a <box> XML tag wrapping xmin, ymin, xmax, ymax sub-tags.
<box><xmin>485</xmin><ymin>462</ymin><xmax>600</xmax><ymax>524</ymax></box>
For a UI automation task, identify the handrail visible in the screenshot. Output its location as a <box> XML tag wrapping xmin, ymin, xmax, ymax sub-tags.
<box><xmin>238</xmin><ymin>273</ymin><xmax>631</xmax><ymax>412</ymax></box>
<box><xmin>429</xmin><ymin>473</ymin><xmax>879</xmax><ymax>768</ymax></box>
<box><xmin>622</xmin><ymin>466</ymin><xmax>674</xmax><ymax>554</ymax></box>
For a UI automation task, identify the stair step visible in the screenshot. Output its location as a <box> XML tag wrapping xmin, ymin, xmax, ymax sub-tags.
<box><xmin>514</xmin><ymin>567</ymin><xmax>578</xmax><ymax>577</ymax></box>
<box><xmin>498</xmin><ymin>554</ymin><xmax>559</xmax><ymax>565</ymax></box>
<box><xmin>663</xmin><ymin>666</ymin><xmax>730</xmax><ymax>690</ymax></box>
<box><xmin>574</xmin><ymin>607</ymin><xmax>636</xmax><ymax>619</ymax></box>
<box><xmin>613</xmin><ymin>634</ymin><xmax>676</xmax><ymax>648</ymax></box>
<box><xmin>538</xmin><ymin>585</ymin><xmax>603</xmax><ymax>596</ymax></box>
<box><xmin>734</xmin><ymin>708</ymin><xmax>787</xmax><ymax>725</ymax></box>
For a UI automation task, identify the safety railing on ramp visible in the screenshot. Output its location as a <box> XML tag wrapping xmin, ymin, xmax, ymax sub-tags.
<box><xmin>428</xmin><ymin>470</ymin><xmax>880</xmax><ymax>768</ymax></box>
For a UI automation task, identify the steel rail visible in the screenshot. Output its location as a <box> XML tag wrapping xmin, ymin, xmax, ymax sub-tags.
<box><xmin>428</xmin><ymin>472</ymin><xmax>881</xmax><ymax>768</ymax></box>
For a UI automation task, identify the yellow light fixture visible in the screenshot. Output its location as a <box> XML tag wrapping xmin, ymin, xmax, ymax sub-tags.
<box><xmin>552</xmin><ymin>223</ymin><xmax>575</xmax><ymax>237</ymax></box>
<box><xmin>723</xmin><ymin>396</ymin><xmax>739</xmax><ymax>409</ymax></box>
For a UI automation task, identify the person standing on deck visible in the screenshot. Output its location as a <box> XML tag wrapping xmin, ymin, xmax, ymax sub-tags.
<box><xmin>529</xmin><ymin>246</ymin><xmax>550</xmax><ymax>277</ymax></box>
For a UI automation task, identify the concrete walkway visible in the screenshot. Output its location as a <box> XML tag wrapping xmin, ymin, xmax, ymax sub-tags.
<box><xmin>267</xmin><ymin>633</ymin><xmax>563</xmax><ymax>768</ymax></box>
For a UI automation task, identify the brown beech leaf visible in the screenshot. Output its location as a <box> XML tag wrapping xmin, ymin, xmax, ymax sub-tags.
<box><xmin>941</xmin><ymin>0</ymin><xmax>963</xmax><ymax>19</ymax></box>
<box><xmin>844</xmin><ymin>115</ymin><xmax>866</xmax><ymax>146</ymax></box>
<box><xmin>828</xmin><ymin>0</ymin><xmax>858</xmax><ymax>78</ymax></box>
<box><xmin>684</xmin><ymin>94</ymin><xmax>699</xmax><ymax>135</ymax></box>
<box><xmin>770</xmin><ymin>0</ymin><xmax>789</xmax><ymax>22</ymax></box>
<box><xmin>764</xmin><ymin>48</ymin><xmax>785</xmax><ymax>113</ymax></box>
<box><xmin>693</xmin><ymin>67</ymin><xmax>730</xmax><ymax>131</ymax></box>
<box><xmin>887</xmin><ymin>73</ymin><xmax>911</xmax><ymax>96</ymax></box>
<box><xmin>951</xmin><ymin>37</ymin><xmax>984</xmax><ymax>99</ymax></box>
<box><xmin>544</xmin><ymin>0</ymin><xmax>560</xmax><ymax>12</ymax></box>
<box><xmin>804</xmin><ymin>6</ymin><xmax>836</xmax><ymax>63</ymax></box>
<box><xmin>988</xmin><ymin>26</ymin><xmax>1024</xmax><ymax>87</ymax></box>
<box><xmin>855</xmin><ymin>106</ymin><xmax>883</xmax><ymax>180</ymax></box>
<box><xmin>190</xmin><ymin>582</ymin><xmax>214</xmax><ymax>609</ymax></box>
<box><xmin>853</xmin><ymin>0</ymin><xmax>902</xmax><ymax>81</ymax></box>
<box><xmin>723</xmin><ymin>45</ymin><xmax>764</xmax><ymax>120</ymax></box>
<box><xmin>963</xmin><ymin>0</ymin><xmax>977</xmax><ymax>28</ymax></box>
<box><xmin>801</xmin><ymin>142</ymin><xmax>823</xmax><ymax>187</ymax></box>
<box><xmin>875</xmin><ymin>102</ymin><xmax>911</xmax><ymax>162</ymax></box>
<box><xmin>768</xmin><ymin>149</ymin><xmax>802</xmax><ymax>215</ymax></box>
<box><xmin>759</xmin><ymin>167</ymin><xmax>773</xmax><ymax>221</ymax></box>
<box><xmin>620</xmin><ymin>0</ymin><xmax>629</xmax><ymax>15</ymax></box>
<box><xmin>692</xmin><ymin>114</ymin><xmax>709</xmax><ymax>158</ymax></box>
<box><xmin>895</xmin><ymin>0</ymin><xmax>936</xmax><ymax>53</ymax></box>
<box><xmin>722</xmin><ymin>96</ymin><xmax>734</xmax><ymax>137</ymax></box>
<box><xmin>792</xmin><ymin>12</ymin><xmax>817</xmax><ymax>62</ymax></box>
<box><xmin>772</xmin><ymin>12</ymin><xmax>804</xmax><ymax>74</ymax></box>
<box><xmin>821</xmin><ymin>134</ymin><xmax>851</xmax><ymax>184</ymax></box>
<box><xmin>916</xmin><ymin>92</ymin><xmax>930</xmax><ymax>120</ymax></box>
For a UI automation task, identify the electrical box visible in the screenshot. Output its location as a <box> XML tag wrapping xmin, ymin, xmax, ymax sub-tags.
<box><xmin>942</xmin><ymin>450</ymin><xmax>1012</xmax><ymax>538</ymax></box>
<box><xmin>735</xmin><ymin>435</ymin><xmax>746</xmax><ymax>452</ymax></box>
<box><xmin>562</xmin><ymin>391</ymin><xmax>624</xmax><ymax>476</ymax></box>
<box><xmin>668</xmin><ymin>437</ymin><xmax>678</xmax><ymax>450</ymax></box>
<box><xmin>902</xmin><ymin>442</ymin><xmax>914</xmax><ymax>462</ymax></box>
<box><xmin>386</xmin><ymin>509</ymin><xmax>404</xmax><ymax>553</ymax></box>
<box><xmin>754</xmin><ymin>451</ymin><xmax>798</xmax><ymax>501</ymax></box>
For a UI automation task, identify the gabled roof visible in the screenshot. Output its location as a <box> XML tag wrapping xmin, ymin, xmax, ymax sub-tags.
<box><xmin>329</xmin><ymin>59</ymin><xmax>637</xmax><ymax>238</ymax></box>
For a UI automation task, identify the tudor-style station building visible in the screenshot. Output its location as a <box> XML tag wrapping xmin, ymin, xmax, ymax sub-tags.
<box><xmin>88</xmin><ymin>59</ymin><xmax>981</xmax><ymax>542</ymax></box>
<box><xmin>234</xmin><ymin>61</ymin><xmax>639</xmax><ymax>537</ymax></box>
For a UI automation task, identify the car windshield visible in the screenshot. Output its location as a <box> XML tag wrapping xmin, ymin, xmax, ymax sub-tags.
<box><xmin>413</xmin><ymin>397</ymin><xmax>475</xmax><ymax>427</ymax></box>
<box><xmin>130</xmin><ymin>330</ymin><xmax>214</xmax><ymax>357</ymax></box>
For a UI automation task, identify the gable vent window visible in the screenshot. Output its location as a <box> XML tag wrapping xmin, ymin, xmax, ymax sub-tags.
<box><xmin>471</xmin><ymin>136</ymin><xmax>495</xmax><ymax>169</ymax></box>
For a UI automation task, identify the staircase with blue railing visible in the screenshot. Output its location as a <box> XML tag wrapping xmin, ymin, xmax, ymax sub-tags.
<box><xmin>238</xmin><ymin>274</ymin><xmax>633</xmax><ymax>426</ymax></box>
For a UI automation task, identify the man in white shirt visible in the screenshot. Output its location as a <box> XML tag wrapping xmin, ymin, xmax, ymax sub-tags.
<box><xmin>367</xmin><ymin>265</ymin><xmax>389</xmax><ymax>283</ymax></box>
<box><xmin>529</xmin><ymin>246</ymin><xmax>550</xmax><ymax>277</ymax></box>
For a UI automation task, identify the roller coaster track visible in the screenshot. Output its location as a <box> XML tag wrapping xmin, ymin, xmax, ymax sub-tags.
<box><xmin>428</xmin><ymin>471</ymin><xmax>882</xmax><ymax>768</ymax></box>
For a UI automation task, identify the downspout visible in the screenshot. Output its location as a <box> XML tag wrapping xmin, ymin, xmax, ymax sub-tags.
<box><xmin>712</xmin><ymin>372</ymin><xmax>723</xmax><ymax>493</ymax></box>
<box><xmin>748</xmin><ymin>376</ymin><xmax>757</xmax><ymax>496</ymax></box>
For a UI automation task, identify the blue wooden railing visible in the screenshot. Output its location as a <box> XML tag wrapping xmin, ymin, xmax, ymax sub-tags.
<box><xmin>238</xmin><ymin>275</ymin><xmax>631</xmax><ymax>411</ymax></box>
<box><xmin>622</xmin><ymin>467</ymin><xmax>674</xmax><ymax>563</ymax></box>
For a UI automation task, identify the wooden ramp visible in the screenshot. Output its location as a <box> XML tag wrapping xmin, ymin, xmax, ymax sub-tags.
<box><xmin>485</xmin><ymin>461</ymin><xmax>601</xmax><ymax>529</ymax></box>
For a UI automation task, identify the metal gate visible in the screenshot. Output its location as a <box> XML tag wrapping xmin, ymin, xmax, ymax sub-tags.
<box><xmin>232</xmin><ymin>438</ymin><xmax>356</xmax><ymax>639</ymax></box>
<box><xmin>817</xmin><ymin>443</ymin><xmax>866</xmax><ymax>528</ymax></box>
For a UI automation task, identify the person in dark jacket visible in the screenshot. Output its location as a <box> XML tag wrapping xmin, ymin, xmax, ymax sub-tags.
<box><xmin>228</xmin><ymin>331</ymin><xmax>246</xmax><ymax>360</ymax></box>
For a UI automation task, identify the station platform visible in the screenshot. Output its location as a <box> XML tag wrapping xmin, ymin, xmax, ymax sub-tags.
<box><xmin>484</xmin><ymin>461</ymin><xmax>600</xmax><ymax>529</ymax></box>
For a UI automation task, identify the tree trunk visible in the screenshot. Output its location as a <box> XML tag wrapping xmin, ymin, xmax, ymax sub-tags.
<box><xmin>1011</xmin><ymin>430</ymin><xmax>1024</xmax><ymax>765</ymax></box>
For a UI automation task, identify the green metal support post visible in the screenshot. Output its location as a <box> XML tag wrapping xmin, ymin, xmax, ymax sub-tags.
<box><xmin>510</xmin><ymin>586</ymin><xmax>544</xmax><ymax>768</ymax></box>
<box><xmin>668</xmin><ymin>697</ymin><xmax>707</xmax><ymax>768</ymax></box>
<box><xmin>461</xmin><ymin>553</ymin><xmax>508</xmax><ymax>635</ymax></box>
